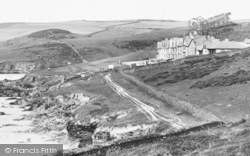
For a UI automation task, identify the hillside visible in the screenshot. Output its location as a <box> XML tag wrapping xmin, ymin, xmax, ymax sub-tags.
<box><xmin>130</xmin><ymin>49</ymin><xmax>250</xmax><ymax>123</ymax></box>
<box><xmin>0</xmin><ymin>29</ymin><xmax>87</xmax><ymax>73</ymax></box>
<box><xmin>0</xmin><ymin>20</ymin><xmax>189</xmax><ymax>73</ymax></box>
<box><xmin>215</xmin><ymin>23</ymin><xmax>250</xmax><ymax>41</ymax></box>
<box><xmin>1</xmin><ymin>20</ymin><xmax>250</xmax><ymax>155</ymax></box>
<box><xmin>2</xmin><ymin>48</ymin><xmax>250</xmax><ymax>156</ymax></box>
<box><xmin>0</xmin><ymin>20</ymin><xmax>188</xmax><ymax>42</ymax></box>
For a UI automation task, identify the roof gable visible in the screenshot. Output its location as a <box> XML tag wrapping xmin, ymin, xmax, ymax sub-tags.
<box><xmin>183</xmin><ymin>36</ymin><xmax>193</xmax><ymax>46</ymax></box>
<box><xmin>194</xmin><ymin>36</ymin><xmax>207</xmax><ymax>46</ymax></box>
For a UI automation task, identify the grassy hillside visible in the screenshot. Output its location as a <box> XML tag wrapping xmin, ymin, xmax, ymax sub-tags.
<box><xmin>65</xmin><ymin>27</ymin><xmax>187</xmax><ymax>62</ymax></box>
<box><xmin>0</xmin><ymin>20</ymin><xmax>190</xmax><ymax>73</ymax></box>
<box><xmin>215</xmin><ymin>23</ymin><xmax>250</xmax><ymax>41</ymax></box>
<box><xmin>0</xmin><ymin>29</ymin><xmax>88</xmax><ymax>72</ymax></box>
<box><xmin>130</xmin><ymin>49</ymin><xmax>250</xmax><ymax>123</ymax></box>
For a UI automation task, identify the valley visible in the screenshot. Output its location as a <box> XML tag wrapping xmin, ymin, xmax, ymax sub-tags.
<box><xmin>1</xmin><ymin>19</ymin><xmax>250</xmax><ymax>156</ymax></box>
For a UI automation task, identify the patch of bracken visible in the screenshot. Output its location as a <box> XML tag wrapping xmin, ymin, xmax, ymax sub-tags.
<box><xmin>190</xmin><ymin>70</ymin><xmax>250</xmax><ymax>89</ymax></box>
<box><xmin>28</xmin><ymin>29</ymin><xmax>76</xmax><ymax>40</ymax></box>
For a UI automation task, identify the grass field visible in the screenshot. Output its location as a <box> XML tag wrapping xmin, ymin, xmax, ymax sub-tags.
<box><xmin>131</xmin><ymin>50</ymin><xmax>250</xmax><ymax>123</ymax></box>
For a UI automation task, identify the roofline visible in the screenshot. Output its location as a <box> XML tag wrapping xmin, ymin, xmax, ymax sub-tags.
<box><xmin>206</xmin><ymin>48</ymin><xmax>245</xmax><ymax>49</ymax></box>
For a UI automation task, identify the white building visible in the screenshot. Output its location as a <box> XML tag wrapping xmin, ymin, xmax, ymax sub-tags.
<box><xmin>156</xmin><ymin>36</ymin><xmax>198</xmax><ymax>60</ymax></box>
<box><xmin>121</xmin><ymin>60</ymin><xmax>147</xmax><ymax>67</ymax></box>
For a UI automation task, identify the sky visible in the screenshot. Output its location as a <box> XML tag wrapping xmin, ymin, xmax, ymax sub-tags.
<box><xmin>0</xmin><ymin>0</ymin><xmax>249</xmax><ymax>23</ymax></box>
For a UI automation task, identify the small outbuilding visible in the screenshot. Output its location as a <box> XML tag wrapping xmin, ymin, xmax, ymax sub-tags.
<box><xmin>108</xmin><ymin>64</ymin><xmax>114</xmax><ymax>70</ymax></box>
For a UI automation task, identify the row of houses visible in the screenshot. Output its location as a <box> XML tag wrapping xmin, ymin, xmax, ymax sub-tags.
<box><xmin>156</xmin><ymin>35</ymin><xmax>250</xmax><ymax>60</ymax></box>
<box><xmin>107</xmin><ymin>35</ymin><xmax>250</xmax><ymax>70</ymax></box>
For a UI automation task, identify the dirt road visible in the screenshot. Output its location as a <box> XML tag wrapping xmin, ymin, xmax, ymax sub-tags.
<box><xmin>105</xmin><ymin>74</ymin><xmax>185</xmax><ymax>129</ymax></box>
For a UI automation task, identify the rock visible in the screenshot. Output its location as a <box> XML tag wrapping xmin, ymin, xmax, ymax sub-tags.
<box><xmin>9</xmin><ymin>101</ymin><xmax>19</xmax><ymax>105</ymax></box>
<box><xmin>19</xmin><ymin>99</ymin><xmax>28</xmax><ymax>105</ymax></box>
<box><xmin>66</xmin><ymin>121</ymin><xmax>97</xmax><ymax>138</ymax></box>
<box><xmin>0</xmin><ymin>112</ymin><xmax>6</xmax><ymax>115</ymax></box>
<box><xmin>26</xmin><ymin>138</ymin><xmax>31</xmax><ymax>143</ymax></box>
<box><xmin>78</xmin><ymin>134</ymin><xmax>93</xmax><ymax>148</ymax></box>
<box><xmin>6</xmin><ymin>97</ymin><xmax>18</xmax><ymax>100</ymax></box>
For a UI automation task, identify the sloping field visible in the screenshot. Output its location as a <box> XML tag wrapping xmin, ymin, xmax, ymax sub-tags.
<box><xmin>0</xmin><ymin>32</ymin><xmax>86</xmax><ymax>72</ymax></box>
<box><xmin>130</xmin><ymin>50</ymin><xmax>250</xmax><ymax>123</ymax></box>
<box><xmin>110</xmin><ymin>72</ymin><xmax>219</xmax><ymax>127</ymax></box>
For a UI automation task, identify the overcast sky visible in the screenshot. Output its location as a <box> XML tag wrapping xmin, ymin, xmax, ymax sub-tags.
<box><xmin>0</xmin><ymin>0</ymin><xmax>249</xmax><ymax>23</ymax></box>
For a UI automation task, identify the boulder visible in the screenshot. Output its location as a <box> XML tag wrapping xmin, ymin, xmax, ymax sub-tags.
<box><xmin>0</xmin><ymin>112</ymin><xmax>6</xmax><ymax>115</ymax></box>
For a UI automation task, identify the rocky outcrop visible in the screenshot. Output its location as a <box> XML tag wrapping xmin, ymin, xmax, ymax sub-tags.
<box><xmin>0</xmin><ymin>80</ymin><xmax>28</xmax><ymax>97</ymax></box>
<box><xmin>0</xmin><ymin>61</ymin><xmax>38</xmax><ymax>73</ymax></box>
<box><xmin>14</xmin><ymin>62</ymin><xmax>36</xmax><ymax>73</ymax></box>
<box><xmin>0</xmin><ymin>112</ymin><xmax>6</xmax><ymax>115</ymax></box>
<box><xmin>0</xmin><ymin>73</ymin><xmax>63</xmax><ymax>97</ymax></box>
<box><xmin>27</xmin><ymin>90</ymin><xmax>92</xmax><ymax>131</ymax></box>
<box><xmin>55</xmin><ymin>93</ymin><xmax>90</xmax><ymax>105</ymax></box>
<box><xmin>67</xmin><ymin>121</ymin><xmax>97</xmax><ymax>138</ymax></box>
<box><xmin>92</xmin><ymin>123</ymin><xmax>157</xmax><ymax>145</ymax></box>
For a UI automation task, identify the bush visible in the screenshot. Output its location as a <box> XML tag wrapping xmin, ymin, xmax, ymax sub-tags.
<box><xmin>113</xmin><ymin>40</ymin><xmax>157</xmax><ymax>51</ymax></box>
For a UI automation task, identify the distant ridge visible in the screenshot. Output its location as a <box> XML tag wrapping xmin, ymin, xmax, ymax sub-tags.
<box><xmin>84</xmin><ymin>19</ymin><xmax>186</xmax><ymax>22</ymax></box>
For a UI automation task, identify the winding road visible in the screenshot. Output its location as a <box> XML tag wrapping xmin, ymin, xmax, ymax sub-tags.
<box><xmin>105</xmin><ymin>74</ymin><xmax>185</xmax><ymax>129</ymax></box>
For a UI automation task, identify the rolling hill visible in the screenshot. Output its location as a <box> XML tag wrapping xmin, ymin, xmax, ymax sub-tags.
<box><xmin>27</xmin><ymin>29</ymin><xmax>81</xmax><ymax>40</ymax></box>
<box><xmin>0</xmin><ymin>29</ymin><xmax>87</xmax><ymax>72</ymax></box>
<box><xmin>0</xmin><ymin>20</ymin><xmax>188</xmax><ymax>42</ymax></box>
<box><xmin>1</xmin><ymin>19</ymin><xmax>250</xmax><ymax>156</ymax></box>
<box><xmin>2</xmin><ymin>19</ymin><xmax>250</xmax><ymax>74</ymax></box>
<box><xmin>0</xmin><ymin>20</ymin><xmax>189</xmax><ymax>73</ymax></box>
